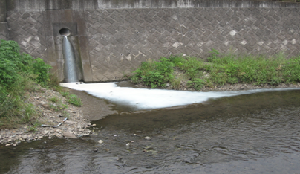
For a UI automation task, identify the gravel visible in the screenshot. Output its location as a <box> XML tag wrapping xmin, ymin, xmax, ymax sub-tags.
<box><xmin>0</xmin><ymin>86</ymin><xmax>93</xmax><ymax>146</ymax></box>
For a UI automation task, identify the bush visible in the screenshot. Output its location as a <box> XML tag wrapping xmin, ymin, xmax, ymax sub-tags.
<box><xmin>0</xmin><ymin>40</ymin><xmax>51</xmax><ymax>88</ymax></box>
<box><xmin>0</xmin><ymin>39</ymin><xmax>52</xmax><ymax>122</ymax></box>
<box><xmin>32</xmin><ymin>58</ymin><xmax>52</xmax><ymax>86</ymax></box>
<box><xmin>283</xmin><ymin>57</ymin><xmax>300</xmax><ymax>83</ymax></box>
<box><xmin>131</xmin><ymin>58</ymin><xmax>175</xmax><ymax>88</ymax></box>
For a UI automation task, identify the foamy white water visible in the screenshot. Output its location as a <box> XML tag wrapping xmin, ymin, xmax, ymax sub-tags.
<box><xmin>60</xmin><ymin>83</ymin><xmax>299</xmax><ymax>110</ymax></box>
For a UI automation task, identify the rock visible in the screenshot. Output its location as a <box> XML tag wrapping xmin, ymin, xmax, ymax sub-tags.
<box><xmin>65</xmin><ymin>120</ymin><xmax>77</xmax><ymax>124</ymax></box>
<box><xmin>98</xmin><ymin>140</ymin><xmax>103</xmax><ymax>144</ymax></box>
<box><xmin>5</xmin><ymin>144</ymin><xmax>10</xmax><ymax>146</ymax></box>
<box><xmin>63</xmin><ymin>132</ymin><xmax>76</xmax><ymax>138</ymax></box>
<box><xmin>39</xmin><ymin>101</ymin><xmax>48</xmax><ymax>108</ymax></box>
<box><xmin>145</xmin><ymin>136</ymin><xmax>151</xmax><ymax>140</ymax></box>
<box><xmin>92</xmin><ymin>124</ymin><xmax>96</xmax><ymax>127</ymax></box>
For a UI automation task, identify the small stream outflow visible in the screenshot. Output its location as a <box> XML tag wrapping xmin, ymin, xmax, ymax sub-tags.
<box><xmin>63</xmin><ymin>36</ymin><xmax>77</xmax><ymax>83</ymax></box>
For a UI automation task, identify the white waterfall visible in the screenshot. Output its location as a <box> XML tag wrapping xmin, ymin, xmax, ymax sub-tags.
<box><xmin>63</xmin><ymin>36</ymin><xmax>77</xmax><ymax>83</ymax></box>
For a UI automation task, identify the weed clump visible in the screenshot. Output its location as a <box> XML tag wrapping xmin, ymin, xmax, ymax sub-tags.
<box><xmin>131</xmin><ymin>57</ymin><xmax>175</xmax><ymax>88</ymax></box>
<box><xmin>67</xmin><ymin>94</ymin><xmax>82</xmax><ymax>107</ymax></box>
<box><xmin>130</xmin><ymin>50</ymin><xmax>300</xmax><ymax>90</ymax></box>
<box><xmin>59</xmin><ymin>91</ymin><xmax>82</xmax><ymax>107</ymax></box>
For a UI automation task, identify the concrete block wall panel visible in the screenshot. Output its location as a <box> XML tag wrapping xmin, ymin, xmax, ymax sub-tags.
<box><xmin>0</xmin><ymin>0</ymin><xmax>7</xmax><ymax>22</ymax></box>
<box><xmin>7</xmin><ymin>11</ymin><xmax>46</xmax><ymax>60</ymax></box>
<box><xmin>4</xmin><ymin>0</ymin><xmax>300</xmax><ymax>82</ymax></box>
<box><xmin>0</xmin><ymin>0</ymin><xmax>8</xmax><ymax>40</ymax></box>
<box><xmin>85</xmin><ymin>7</ymin><xmax>300</xmax><ymax>81</ymax></box>
<box><xmin>0</xmin><ymin>23</ymin><xmax>8</xmax><ymax>40</ymax></box>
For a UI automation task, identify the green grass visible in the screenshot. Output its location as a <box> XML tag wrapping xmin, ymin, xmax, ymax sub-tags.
<box><xmin>130</xmin><ymin>50</ymin><xmax>300</xmax><ymax>90</ymax></box>
<box><xmin>49</xmin><ymin>96</ymin><xmax>59</xmax><ymax>103</ymax></box>
<box><xmin>28</xmin><ymin>121</ymin><xmax>41</xmax><ymax>132</ymax></box>
<box><xmin>67</xmin><ymin>94</ymin><xmax>82</xmax><ymax>107</ymax></box>
<box><xmin>59</xmin><ymin>91</ymin><xmax>82</xmax><ymax>107</ymax></box>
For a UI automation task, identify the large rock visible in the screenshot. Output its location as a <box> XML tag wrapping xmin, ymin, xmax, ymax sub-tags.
<box><xmin>62</xmin><ymin>132</ymin><xmax>76</xmax><ymax>138</ymax></box>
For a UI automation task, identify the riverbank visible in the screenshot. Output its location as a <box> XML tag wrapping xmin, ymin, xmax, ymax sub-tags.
<box><xmin>0</xmin><ymin>86</ymin><xmax>116</xmax><ymax>146</ymax></box>
<box><xmin>1</xmin><ymin>81</ymin><xmax>300</xmax><ymax>146</ymax></box>
<box><xmin>130</xmin><ymin>54</ymin><xmax>300</xmax><ymax>91</ymax></box>
<box><xmin>134</xmin><ymin>81</ymin><xmax>300</xmax><ymax>91</ymax></box>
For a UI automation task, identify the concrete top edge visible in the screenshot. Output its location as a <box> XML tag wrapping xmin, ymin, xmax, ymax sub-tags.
<box><xmin>6</xmin><ymin>0</ymin><xmax>300</xmax><ymax>11</ymax></box>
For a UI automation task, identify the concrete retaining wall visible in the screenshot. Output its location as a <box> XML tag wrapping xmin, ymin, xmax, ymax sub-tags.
<box><xmin>2</xmin><ymin>0</ymin><xmax>300</xmax><ymax>82</ymax></box>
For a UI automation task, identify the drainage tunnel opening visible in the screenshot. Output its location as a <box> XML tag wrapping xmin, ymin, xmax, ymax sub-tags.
<box><xmin>59</xmin><ymin>28</ymin><xmax>71</xmax><ymax>36</ymax></box>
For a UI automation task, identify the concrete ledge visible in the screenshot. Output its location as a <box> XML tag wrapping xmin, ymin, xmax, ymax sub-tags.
<box><xmin>6</xmin><ymin>0</ymin><xmax>300</xmax><ymax>11</ymax></box>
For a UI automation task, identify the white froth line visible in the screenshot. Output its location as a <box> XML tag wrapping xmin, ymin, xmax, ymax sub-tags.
<box><xmin>60</xmin><ymin>83</ymin><xmax>299</xmax><ymax>110</ymax></box>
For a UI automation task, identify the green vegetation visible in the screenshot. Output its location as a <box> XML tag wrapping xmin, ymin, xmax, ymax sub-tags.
<box><xmin>49</xmin><ymin>96</ymin><xmax>59</xmax><ymax>103</ymax></box>
<box><xmin>48</xmin><ymin>100</ymin><xmax>69</xmax><ymax>112</ymax></box>
<box><xmin>131</xmin><ymin>57</ymin><xmax>175</xmax><ymax>88</ymax></box>
<box><xmin>0</xmin><ymin>39</ymin><xmax>81</xmax><ymax>129</ymax></box>
<box><xmin>28</xmin><ymin>121</ymin><xmax>41</xmax><ymax>132</ymax></box>
<box><xmin>131</xmin><ymin>49</ymin><xmax>300</xmax><ymax>90</ymax></box>
<box><xmin>59</xmin><ymin>91</ymin><xmax>82</xmax><ymax>107</ymax></box>
<box><xmin>67</xmin><ymin>94</ymin><xmax>82</xmax><ymax>107</ymax></box>
<box><xmin>0</xmin><ymin>39</ymin><xmax>51</xmax><ymax>128</ymax></box>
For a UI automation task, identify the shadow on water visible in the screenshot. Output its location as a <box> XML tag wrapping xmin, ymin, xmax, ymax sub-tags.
<box><xmin>1</xmin><ymin>90</ymin><xmax>300</xmax><ymax>173</ymax></box>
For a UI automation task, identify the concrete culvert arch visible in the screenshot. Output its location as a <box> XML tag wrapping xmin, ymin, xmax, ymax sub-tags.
<box><xmin>59</xmin><ymin>28</ymin><xmax>71</xmax><ymax>36</ymax></box>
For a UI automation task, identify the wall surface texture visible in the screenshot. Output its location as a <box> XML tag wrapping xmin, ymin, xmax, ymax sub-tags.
<box><xmin>2</xmin><ymin>0</ymin><xmax>300</xmax><ymax>82</ymax></box>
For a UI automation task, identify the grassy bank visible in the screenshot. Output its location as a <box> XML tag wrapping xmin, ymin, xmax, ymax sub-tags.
<box><xmin>131</xmin><ymin>49</ymin><xmax>300</xmax><ymax>90</ymax></box>
<box><xmin>0</xmin><ymin>40</ymin><xmax>81</xmax><ymax>129</ymax></box>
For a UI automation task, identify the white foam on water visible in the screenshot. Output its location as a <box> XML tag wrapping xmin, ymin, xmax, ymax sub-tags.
<box><xmin>60</xmin><ymin>83</ymin><xmax>299</xmax><ymax>110</ymax></box>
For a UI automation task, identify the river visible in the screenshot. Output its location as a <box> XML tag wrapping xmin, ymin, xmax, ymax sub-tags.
<box><xmin>0</xmin><ymin>85</ymin><xmax>300</xmax><ymax>174</ymax></box>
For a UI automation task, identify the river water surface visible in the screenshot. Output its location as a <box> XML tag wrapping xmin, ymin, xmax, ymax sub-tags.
<box><xmin>0</xmin><ymin>85</ymin><xmax>300</xmax><ymax>174</ymax></box>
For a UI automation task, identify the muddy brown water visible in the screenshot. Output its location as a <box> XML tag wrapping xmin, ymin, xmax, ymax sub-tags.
<box><xmin>1</xmin><ymin>88</ymin><xmax>300</xmax><ymax>174</ymax></box>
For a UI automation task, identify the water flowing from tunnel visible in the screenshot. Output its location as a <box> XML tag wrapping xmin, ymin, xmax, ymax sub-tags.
<box><xmin>63</xmin><ymin>36</ymin><xmax>77</xmax><ymax>83</ymax></box>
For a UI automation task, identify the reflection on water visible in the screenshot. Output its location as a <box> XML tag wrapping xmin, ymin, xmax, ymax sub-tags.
<box><xmin>1</xmin><ymin>89</ymin><xmax>300</xmax><ymax>174</ymax></box>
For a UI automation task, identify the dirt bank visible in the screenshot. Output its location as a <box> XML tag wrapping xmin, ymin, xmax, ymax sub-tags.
<box><xmin>68</xmin><ymin>89</ymin><xmax>117</xmax><ymax>121</ymax></box>
<box><xmin>0</xmin><ymin>86</ymin><xmax>116</xmax><ymax>146</ymax></box>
